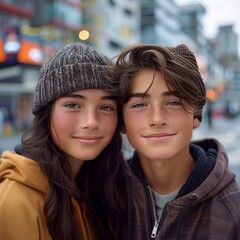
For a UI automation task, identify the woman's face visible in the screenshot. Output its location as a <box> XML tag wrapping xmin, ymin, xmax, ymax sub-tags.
<box><xmin>50</xmin><ymin>89</ymin><xmax>118</xmax><ymax>176</ymax></box>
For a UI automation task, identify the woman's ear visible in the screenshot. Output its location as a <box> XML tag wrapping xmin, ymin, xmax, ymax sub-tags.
<box><xmin>193</xmin><ymin>118</ymin><xmax>200</xmax><ymax>129</ymax></box>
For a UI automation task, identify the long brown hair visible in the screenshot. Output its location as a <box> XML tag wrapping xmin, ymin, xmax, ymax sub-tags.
<box><xmin>21</xmin><ymin>102</ymin><xmax>129</xmax><ymax>240</ymax></box>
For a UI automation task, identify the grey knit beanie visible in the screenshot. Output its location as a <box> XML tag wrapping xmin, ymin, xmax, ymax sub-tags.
<box><xmin>32</xmin><ymin>42</ymin><xmax>111</xmax><ymax>115</ymax></box>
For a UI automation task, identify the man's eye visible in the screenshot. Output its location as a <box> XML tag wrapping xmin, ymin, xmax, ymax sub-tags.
<box><xmin>167</xmin><ymin>100</ymin><xmax>181</xmax><ymax>106</ymax></box>
<box><xmin>131</xmin><ymin>103</ymin><xmax>146</xmax><ymax>108</ymax></box>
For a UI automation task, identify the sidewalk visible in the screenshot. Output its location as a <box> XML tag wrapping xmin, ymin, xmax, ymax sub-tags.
<box><xmin>194</xmin><ymin>114</ymin><xmax>240</xmax><ymax>135</ymax></box>
<box><xmin>193</xmin><ymin>115</ymin><xmax>240</xmax><ymax>166</ymax></box>
<box><xmin>0</xmin><ymin>133</ymin><xmax>22</xmax><ymax>153</ymax></box>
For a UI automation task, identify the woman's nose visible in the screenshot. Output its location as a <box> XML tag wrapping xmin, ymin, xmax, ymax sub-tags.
<box><xmin>81</xmin><ymin>110</ymin><xmax>99</xmax><ymax>129</ymax></box>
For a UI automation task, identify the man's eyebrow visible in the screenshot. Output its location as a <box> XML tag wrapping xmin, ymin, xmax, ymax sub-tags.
<box><xmin>63</xmin><ymin>93</ymin><xmax>117</xmax><ymax>101</ymax></box>
<box><xmin>130</xmin><ymin>91</ymin><xmax>179</xmax><ymax>98</ymax></box>
<box><xmin>162</xmin><ymin>91</ymin><xmax>179</xmax><ymax>97</ymax></box>
<box><xmin>130</xmin><ymin>93</ymin><xmax>147</xmax><ymax>98</ymax></box>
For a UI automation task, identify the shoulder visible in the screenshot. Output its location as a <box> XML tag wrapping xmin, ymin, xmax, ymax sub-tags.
<box><xmin>0</xmin><ymin>179</ymin><xmax>49</xmax><ymax>239</ymax></box>
<box><xmin>0</xmin><ymin>151</ymin><xmax>49</xmax><ymax>193</ymax></box>
<box><xmin>220</xmin><ymin>181</ymin><xmax>240</xmax><ymax>214</ymax></box>
<box><xmin>205</xmin><ymin>180</ymin><xmax>240</xmax><ymax>232</ymax></box>
<box><xmin>0</xmin><ymin>178</ymin><xmax>45</xmax><ymax>215</ymax></box>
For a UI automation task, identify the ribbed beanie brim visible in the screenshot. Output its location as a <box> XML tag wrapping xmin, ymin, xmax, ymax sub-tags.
<box><xmin>167</xmin><ymin>44</ymin><xmax>205</xmax><ymax>91</ymax></box>
<box><xmin>167</xmin><ymin>44</ymin><xmax>201</xmax><ymax>76</ymax></box>
<box><xmin>32</xmin><ymin>42</ymin><xmax>111</xmax><ymax>115</ymax></box>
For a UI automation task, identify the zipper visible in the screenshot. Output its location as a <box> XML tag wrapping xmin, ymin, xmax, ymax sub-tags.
<box><xmin>148</xmin><ymin>186</ymin><xmax>160</xmax><ymax>239</ymax></box>
<box><xmin>151</xmin><ymin>219</ymin><xmax>160</xmax><ymax>238</ymax></box>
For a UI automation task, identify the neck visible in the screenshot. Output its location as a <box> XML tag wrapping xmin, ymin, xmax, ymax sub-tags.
<box><xmin>140</xmin><ymin>155</ymin><xmax>195</xmax><ymax>195</ymax></box>
<box><xmin>68</xmin><ymin>158</ymin><xmax>84</xmax><ymax>181</ymax></box>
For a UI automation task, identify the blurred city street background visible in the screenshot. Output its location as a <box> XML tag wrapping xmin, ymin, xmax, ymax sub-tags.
<box><xmin>1</xmin><ymin>114</ymin><xmax>240</xmax><ymax>183</ymax></box>
<box><xmin>121</xmin><ymin>113</ymin><xmax>240</xmax><ymax>183</ymax></box>
<box><xmin>0</xmin><ymin>0</ymin><xmax>240</xmax><ymax>184</ymax></box>
<box><xmin>192</xmin><ymin>115</ymin><xmax>240</xmax><ymax>183</ymax></box>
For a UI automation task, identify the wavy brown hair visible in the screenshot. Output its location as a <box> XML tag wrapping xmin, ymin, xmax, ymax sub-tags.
<box><xmin>21</xmin><ymin>101</ymin><xmax>129</xmax><ymax>240</ymax></box>
<box><xmin>108</xmin><ymin>44</ymin><xmax>206</xmax><ymax>122</ymax></box>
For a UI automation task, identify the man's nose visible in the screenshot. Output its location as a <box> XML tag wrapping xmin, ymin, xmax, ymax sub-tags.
<box><xmin>148</xmin><ymin>105</ymin><xmax>167</xmax><ymax>127</ymax></box>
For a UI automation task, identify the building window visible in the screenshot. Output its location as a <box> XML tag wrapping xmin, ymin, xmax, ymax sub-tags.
<box><xmin>108</xmin><ymin>0</ymin><xmax>116</xmax><ymax>6</ymax></box>
<box><xmin>108</xmin><ymin>40</ymin><xmax>122</xmax><ymax>50</ymax></box>
<box><xmin>124</xmin><ymin>8</ymin><xmax>132</xmax><ymax>16</ymax></box>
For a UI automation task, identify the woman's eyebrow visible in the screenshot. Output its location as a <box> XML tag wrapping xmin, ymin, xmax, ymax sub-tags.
<box><xmin>63</xmin><ymin>94</ymin><xmax>85</xmax><ymax>99</ymax></box>
<box><xmin>101</xmin><ymin>95</ymin><xmax>117</xmax><ymax>101</ymax></box>
<box><xmin>63</xmin><ymin>94</ymin><xmax>117</xmax><ymax>101</ymax></box>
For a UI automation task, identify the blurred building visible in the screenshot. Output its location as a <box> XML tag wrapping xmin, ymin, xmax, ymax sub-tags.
<box><xmin>177</xmin><ymin>2</ymin><xmax>228</xmax><ymax>121</ymax></box>
<box><xmin>0</xmin><ymin>0</ymin><xmax>239</xmax><ymax>135</ymax></box>
<box><xmin>179</xmin><ymin>3</ymin><xmax>206</xmax><ymax>48</ymax></box>
<box><xmin>82</xmin><ymin>0</ymin><xmax>141</xmax><ymax>57</ymax></box>
<box><xmin>216</xmin><ymin>25</ymin><xmax>239</xmax><ymax>62</ymax></box>
<box><xmin>214</xmin><ymin>25</ymin><xmax>240</xmax><ymax>116</ymax></box>
<box><xmin>0</xmin><ymin>0</ymin><xmax>82</xmax><ymax>133</ymax></box>
<box><xmin>141</xmin><ymin>0</ymin><xmax>181</xmax><ymax>46</ymax></box>
<box><xmin>178</xmin><ymin>3</ymin><xmax>210</xmax><ymax>79</ymax></box>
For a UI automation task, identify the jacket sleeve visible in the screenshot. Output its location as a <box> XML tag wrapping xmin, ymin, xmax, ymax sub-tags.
<box><xmin>0</xmin><ymin>179</ymin><xmax>51</xmax><ymax>240</ymax></box>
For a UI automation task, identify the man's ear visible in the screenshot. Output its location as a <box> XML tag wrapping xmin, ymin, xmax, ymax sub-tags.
<box><xmin>193</xmin><ymin>118</ymin><xmax>200</xmax><ymax>129</ymax></box>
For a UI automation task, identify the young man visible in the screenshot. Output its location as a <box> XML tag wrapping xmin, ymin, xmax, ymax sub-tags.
<box><xmin>109</xmin><ymin>44</ymin><xmax>240</xmax><ymax>239</ymax></box>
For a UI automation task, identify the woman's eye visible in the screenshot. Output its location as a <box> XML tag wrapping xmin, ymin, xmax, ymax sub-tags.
<box><xmin>100</xmin><ymin>105</ymin><xmax>114</xmax><ymax>112</ymax></box>
<box><xmin>65</xmin><ymin>103</ymin><xmax>80</xmax><ymax>109</ymax></box>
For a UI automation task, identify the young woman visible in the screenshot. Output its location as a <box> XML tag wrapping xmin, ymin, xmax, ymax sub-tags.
<box><xmin>109</xmin><ymin>43</ymin><xmax>240</xmax><ymax>239</ymax></box>
<box><xmin>0</xmin><ymin>43</ymin><xmax>129</xmax><ymax>240</ymax></box>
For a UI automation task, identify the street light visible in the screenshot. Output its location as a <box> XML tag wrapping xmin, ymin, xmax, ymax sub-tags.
<box><xmin>79</xmin><ymin>30</ymin><xmax>90</xmax><ymax>41</ymax></box>
<box><xmin>206</xmin><ymin>88</ymin><xmax>218</xmax><ymax>102</ymax></box>
<box><xmin>206</xmin><ymin>88</ymin><xmax>218</xmax><ymax>128</ymax></box>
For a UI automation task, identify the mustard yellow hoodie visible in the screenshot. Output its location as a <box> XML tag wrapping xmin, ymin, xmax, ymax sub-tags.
<box><xmin>0</xmin><ymin>151</ymin><xmax>94</xmax><ymax>240</ymax></box>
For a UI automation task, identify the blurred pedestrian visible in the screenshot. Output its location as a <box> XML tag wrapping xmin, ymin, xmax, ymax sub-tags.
<box><xmin>109</xmin><ymin>43</ymin><xmax>240</xmax><ymax>239</ymax></box>
<box><xmin>0</xmin><ymin>43</ymin><xmax>129</xmax><ymax>240</ymax></box>
<box><xmin>0</xmin><ymin>108</ymin><xmax>4</xmax><ymax>135</ymax></box>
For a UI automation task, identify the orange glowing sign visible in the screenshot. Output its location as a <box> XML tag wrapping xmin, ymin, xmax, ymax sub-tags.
<box><xmin>17</xmin><ymin>40</ymin><xmax>43</xmax><ymax>65</ymax></box>
<box><xmin>0</xmin><ymin>39</ymin><xmax>7</xmax><ymax>63</ymax></box>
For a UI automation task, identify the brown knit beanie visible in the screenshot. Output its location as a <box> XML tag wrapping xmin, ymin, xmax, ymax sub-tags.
<box><xmin>32</xmin><ymin>42</ymin><xmax>111</xmax><ymax>115</ymax></box>
<box><xmin>167</xmin><ymin>44</ymin><xmax>202</xmax><ymax>79</ymax></box>
<box><xmin>167</xmin><ymin>44</ymin><xmax>206</xmax><ymax>118</ymax></box>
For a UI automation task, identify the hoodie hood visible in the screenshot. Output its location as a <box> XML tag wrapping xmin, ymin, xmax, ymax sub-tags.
<box><xmin>0</xmin><ymin>151</ymin><xmax>49</xmax><ymax>194</ymax></box>
<box><xmin>186</xmin><ymin>138</ymin><xmax>235</xmax><ymax>202</ymax></box>
<box><xmin>127</xmin><ymin>138</ymin><xmax>240</xmax><ymax>240</ymax></box>
<box><xmin>172</xmin><ymin>138</ymin><xmax>236</xmax><ymax>206</ymax></box>
<box><xmin>129</xmin><ymin>138</ymin><xmax>236</xmax><ymax>205</ymax></box>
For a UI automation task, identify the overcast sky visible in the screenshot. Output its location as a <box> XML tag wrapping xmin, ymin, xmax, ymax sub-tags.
<box><xmin>176</xmin><ymin>0</ymin><xmax>239</xmax><ymax>37</ymax></box>
<box><xmin>176</xmin><ymin>0</ymin><xmax>240</xmax><ymax>55</ymax></box>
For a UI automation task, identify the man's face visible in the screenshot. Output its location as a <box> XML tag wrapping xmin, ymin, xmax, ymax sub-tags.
<box><xmin>122</xmin><ymin>69</ymin><xmax>199</xmax><ymax>165</ymax></box>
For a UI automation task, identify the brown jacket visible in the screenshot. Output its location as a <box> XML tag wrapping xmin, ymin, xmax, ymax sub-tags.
<box><xmin>128</xmin><ymin>138</ymin><xmax>240</xmax><ymax>240</ymax></box>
